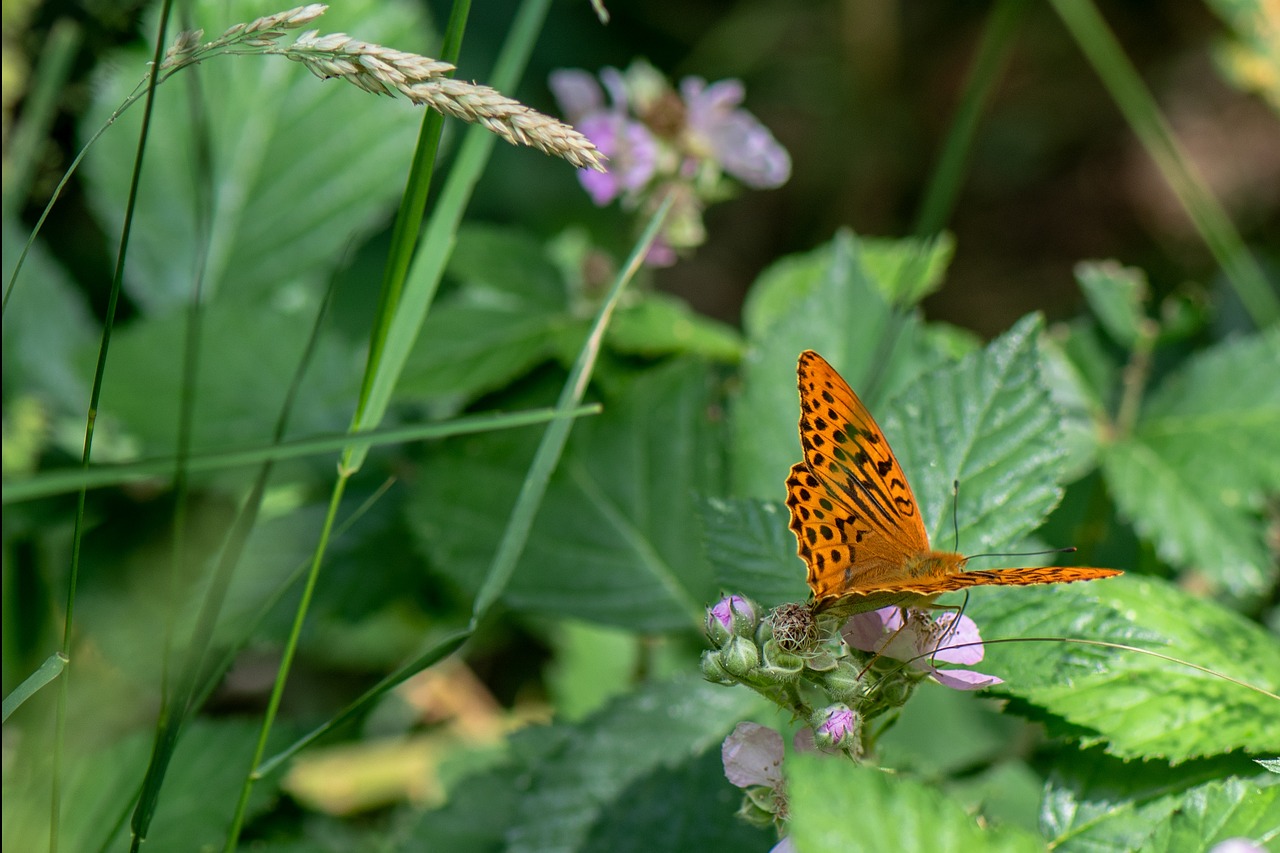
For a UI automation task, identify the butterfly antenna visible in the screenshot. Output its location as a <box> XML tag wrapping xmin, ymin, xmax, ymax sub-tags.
<box><xmin>951</xmin><ymin>480</ymin><xmax>960</xmax><ymax>552</ymax></box>
<box><xmin>966</xmin><ymin>546</ymin><xmax>1077</xmax><ymax>561</ymax></box>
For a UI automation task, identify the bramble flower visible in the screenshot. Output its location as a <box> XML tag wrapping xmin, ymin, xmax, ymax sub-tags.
<box><xmin>843</xmin><ymin>607</ymin><xmax>1003</xmax><ymax>691</ymax></box>
<box><xmin>548</xmin><ymin>68</ymin><xmax>658</xmax><ymax>205</ymax></box>
<box><xmin>550</xmin><ymin>60</ymin><xmax>789</xmax><ymax>265</ymax></box>
<box><xmin>681</xmin><ymin>77</ymin><xmax>790</xmax><ymax>189</ymax></box>
<box><xmin>722</xmin><ymin>722</ymin><xmax>791</xmax><ymax>844</ymax></box>
<box><xmin>722</xmin><ymin>722</ymin><xmax>784</xmax><ymax>790</ymax></box>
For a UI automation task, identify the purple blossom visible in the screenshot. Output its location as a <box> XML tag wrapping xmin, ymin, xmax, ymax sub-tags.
<box><xmin>549</xmin><ymin>68</ymin><xmax>658</xmax><ymax>205</ymax></box>
<box><xmin>681</xmin><ymin>77</ymin><xmax>791</xmax><ymax>189</ymax></box>
<box><xmin>721</xmin><ymin>722</ymin><xmax>784</xmax><ymax>789</ymax></box>
<box><xmin>843</xmin><ymin>607</ymin><xmax>1003</xmax><ymax>691</ymax></box>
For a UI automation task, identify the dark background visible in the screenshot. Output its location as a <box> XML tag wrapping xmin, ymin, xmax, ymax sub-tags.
<box><xmin>10</xmin><ymin>0</ymin><xmax>1278</xmax><ymax>332</ymax></box>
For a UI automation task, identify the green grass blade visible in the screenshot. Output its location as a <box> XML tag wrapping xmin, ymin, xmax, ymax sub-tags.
<box><xmin>254</xmin><ymin>629</ymin><xmax>473</xmax><ymax>778</ymax></box>
<box><xmin>471</xmin><ymin>194</ymin><xmax>676</xmax><ymax>623</ymax></box>
<box><xmin>345</xmin><ymin>0</ymin><xmax>555</xmax><ymax>474</ymax></box>
<box><xmin>1</xmin><ymin>653</ymin><xmax>67</xmax><ymax>722</ymax></box>
<box><xmin>57</xmin><ymin>6</ymin><xmax>174</xmax><ymax>852</ymax></box>
<box><xmin>357</xmin><ymin>0</ymin><xmax>472</xmax><ymax>408</ymax></box>
<box><xmin>913</xmin><ymin>0</ymin><xmax>1028</xmax><ymax>237</ymax></box>
<box><xmin>2</xmin><ymin>405</ymin><xmax>599</xmax><ymax>503</ymax></box>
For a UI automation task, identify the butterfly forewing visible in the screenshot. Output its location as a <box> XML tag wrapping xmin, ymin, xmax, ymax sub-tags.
<box><xmin>788</xmin><ymin>351</ymin><xmax>931</xmax><ymax>598</ymax></box>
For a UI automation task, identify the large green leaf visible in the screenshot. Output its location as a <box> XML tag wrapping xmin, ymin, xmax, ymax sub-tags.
<box><xmin>445</xmin><ymin>224</ymin><xmax>568</xmax><ymax>309</ymax></box>
<box><xmin>398</xmin><ymin>298</ymin><xmax>565</xmax><ymax>403</ymax></box>
<box><xmin>1102</xmin><ymin>328</ymin><xmax>1280</xmax><ymax>601</ymax></box>
<box><xmin>1</xmin><ymin>719</ymin><xmax>280</xmax><ymax>851</ymax></box>
<box><xmin>82</xmin><ymin>0</ymin><xmax>426</xmax><ymax>312</ymax></box>
<box><xmin>607</xmin><ymin>292</ymin><xmax>744</xmax><ymax>362</ymax></box>
<box><xmin>700</xmin><ymin>496</ymin><xmax>808</xmax><ymax>608</ymax></box>
<box><xmin>972</xmin><ymin>575</ymin><xmax>1280</xmax><ymax>763</ymax></box>
<box><xmin>2</xmin><ymin>219</ymin><xmax>96</xmax><ymax>414</ymax></box>
<box><xmin>410</xmin><ymin>359</ymin><xmax>726</xmax><ymax>631</ymax></box>
<box><xmin>91</xmin><ymin>299</ymin><xmax>361</xmax><ymax>454</ymax></box>
<box><xmin>884</xmin><ymin>314</ymin><xmax>1062</xmax><ymax>553</ymax></box>
<box><xmin>1042</xmin><ymin>748</ymin><xmax>1279</xmax><ymax>852</ymax></box>
<box><xmin>731</xmin><ymin>232</ymin><xmax>970</xmax><ymax>500</ymax></box>
<box><xmin>408</xmin><ymin>677</ymin><xmax>765</xmax><ymax>853</ymax></box>
<box><xmin>787</xmin><ymin>753</ymin><xmax>1043</xmax><ymax>853</ymax></box>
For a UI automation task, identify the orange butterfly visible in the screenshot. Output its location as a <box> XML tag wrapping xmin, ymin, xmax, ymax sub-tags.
<box><xmin>785</xmin><ymin>350</ymin><xmax>1121</xmax><ymax>617</ymax></box>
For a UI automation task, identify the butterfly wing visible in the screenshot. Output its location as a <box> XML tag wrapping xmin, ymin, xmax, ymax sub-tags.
<box><xmin>786</xmin><ymin>350</ymin><xmax>931</xmax><ymax>602</ymax></box>
<box><xmin>811</xmin><ymin>565</ymin><xmax>1125</xmax><ymax>617</ymax></box>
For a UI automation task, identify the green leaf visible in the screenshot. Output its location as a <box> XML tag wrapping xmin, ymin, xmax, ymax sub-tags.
<box><xmin>545</xmin><ymin>621</ymin><xmax>641</xmax><ymax>721</ymax></box>
<box><xmin>1041</xmin><ymin>323</ymin><xmax>1115</xmax><ymax>481</ymax></box>
<box><xmin>884</xmin><ymin>314</ymin><xmax>1061</xmax><ymax>552</ymax></box>
<box><xmin>700</xmin><ymin>497</ymin><xmax>808</xmax><ymax>608</ymax></box>
<box><xmin>410</xmin><ymin>359</ymin><xmax>726</xmax><ymax>631</ymax></box>
<box><xmin>446</xmin><ymin>224</ymin><xmax>568</xmax><ymax>309</ymax></box>
<box><xmin>1154</xmin><ymin>776</ymin><xmax>1280</xmax><ymax>852</ymax></box>
<box><xmin>1</xmin><ymin>719</ymin><xmax>280</xmax><ymax>851</ymax></box>
<box><xmin>1075</xmin><ymin>260</ymin><xmax>1148</xmax><ymax>347</ymax></box>
<box><xmin>411</xmin><ymin>677</ymin><xmax>765</xmax><ymax>853</ymax></box>
<box><xmin>1102</xmin><ymin>328</ymin><xmax>1280</xmax><ymax>601</ymax></box>
<box><xmin>860</xmin><ymin>231</ymin><xmax>956</xmax><ymax>306</ymax></box>
<box><xmin>2</xmin><ymin>218</ymin><xmax>96</xmax><ymax>413</ymax></box>
<box><xmin>397</xmin><ymin>298</ymin><xmax>563</xmax><ymax>403</ymax></box>
<box><xmin>787</xmin><ymin>753</ymin><xmax>1043</xmax><ymax>853</ymax></box>
<box><xmin>578</xmin><ymin>748</ymin><xmax>774</xmax><ymax>852</ymax></box>
<box><xmin>608</xmin><ymin>292</ymin><xmax>744</xmax><ymax>362</ymax></box>
<box><xmin>1042</xmin><ymin>748</ymin><xmax>1278</xmax><ymax>852</ymax></box>
<box><xmin>966</xmin><ymin>583</ymin><xmax>1157</xmax><ymax>693</ymax></box>
<box><xmin>973</xmin><ymin>575</ymin><xmax>1280</xmax><ymax>763</ymax></box>
<box><xmin>83</xmin><ymin>0</ymin><xmax>426</xmax><ymax>312</ymax></box>
<box><xmin>1202</xmin><ymin>0</ymin><xmax>1280</xmax><ymax>104</ymax></box>
<box><xmin>92</xmin><ymin>300</ymin><xmax>360</xmax><ymax>454</ymax></box>
<box><xmin>732</xmin><ymin>232</ymin><xmax>967</xmax><ymax>500</ymax></box>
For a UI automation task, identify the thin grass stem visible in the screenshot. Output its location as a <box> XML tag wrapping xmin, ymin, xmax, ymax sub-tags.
<box><xmin>1051</xmin><ymin>0</ymin><xmax>1279</xmax><ymax>327</ymax></box>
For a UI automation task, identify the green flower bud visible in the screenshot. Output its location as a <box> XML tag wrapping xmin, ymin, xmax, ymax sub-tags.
<box><xmin>721</xmin><ymin>635</ymin><xmax>761</xmax><ymax>678</ymax></box>
<box><xmin>822</xmin><ymin>660</ymin><xmax>873</xmax><ymax>704</ymax></box>
<box><xmin>876</xmin><ymin>671</ymin><xmax>917</xmax><ymax>709</ymax></box>
<box><xmin>700</xmin><ymin>649</ymin><xmax>736</xmax><ymax>685</ymax></box>
<box><xmin>736</xmin><ymin>791</ymin><xmax>776</xmax><ymax>828</ymax></box>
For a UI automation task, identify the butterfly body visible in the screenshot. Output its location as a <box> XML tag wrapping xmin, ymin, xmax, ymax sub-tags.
<box><xmin>784</xmin><ymin>350</ymin><xmax>1120</xmax><ymax>616</ymax></box>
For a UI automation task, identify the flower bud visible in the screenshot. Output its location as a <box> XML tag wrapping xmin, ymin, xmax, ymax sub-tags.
<box><xmin>707</xmin><ymin>594</ymin><xmax>759</xmax><ymax>645</ymax></box>
<box><xmin>720</xmin><ymin>635</ymin><xmax>761</xmax><ymax>678</ymax></box>
<box><xmin>736</xmin><ymin>790</ymin><xmax>777</xmax><ymax>828</ymax></box>
<box><xmin>822</xmin><ymin>660</ymin><xmax>872</xmax><ymax>704</ymax></box>
<box><xmin>700</xmin><ymin>649</ymin><xmax>736</xmax><ymax>685</ymax></box>
<box><xmin>876</xmin><ymin>671</ymin><xmax>917</xmax><ymax>709</ymax></box>
<box><xmin>812</xmin><ymin>704</ymin><xmax>863</xmax><ymax>757</ymax></box>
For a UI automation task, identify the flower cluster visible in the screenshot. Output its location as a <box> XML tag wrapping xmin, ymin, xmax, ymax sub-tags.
<box><xmin>704</xmin><ymin>595</ymin><xmax>1002</xmax><ymax>844</ymax></box>
<box><xmin>550</xmin><ymin>60</ymin><xmax>791</xmax><ymax>265</ymax></box>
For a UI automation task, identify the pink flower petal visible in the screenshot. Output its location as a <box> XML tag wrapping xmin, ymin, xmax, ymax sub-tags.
<box><xmin>722</xmin><ymin>722</ymin><xmax>784</xmax><ymax>789</ymax></box>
